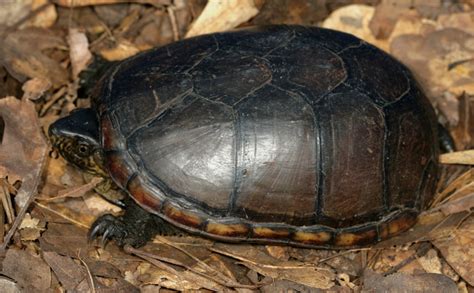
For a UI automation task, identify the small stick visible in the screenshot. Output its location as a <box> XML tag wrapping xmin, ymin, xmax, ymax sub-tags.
<box><xmin>383</xmin><ymin>243</ymin><xmax>431</xmax><ymax>276</ymax></box>
<box><xmin>167</xmin><ymin>5</ymin><xmax>180</xmax><ymax>41</ymax></box>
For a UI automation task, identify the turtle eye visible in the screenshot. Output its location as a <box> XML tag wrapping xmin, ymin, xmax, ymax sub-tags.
<box><xmin>76</xmin><ymin>143</ymin><xmax>90</xmax><ymax>157</ymax></box>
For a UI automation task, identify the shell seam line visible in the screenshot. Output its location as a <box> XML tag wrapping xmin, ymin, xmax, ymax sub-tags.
<box><xmin>228</xmin><ymin>107</ymin><xmax>242</xmax><ymax>214</ymax></box>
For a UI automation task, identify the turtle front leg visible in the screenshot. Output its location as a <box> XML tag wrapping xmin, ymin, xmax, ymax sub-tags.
<box><xmin>89</xmin><ymin>197</ymin><xmax>184</xmax><ymax>248</ymax></box>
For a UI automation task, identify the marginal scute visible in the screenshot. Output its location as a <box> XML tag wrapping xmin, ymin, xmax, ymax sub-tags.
<box><xmin>101</xmin><ymin>114</ymin><xmax>124</xmax><ymax>151</ymax></box>
<box><xmin>252</xmin><ymin>226</ymin><xmax>292</xmax><ymax>239</ymax></box>
<box><xmin>334</xmin><ymin>225</ymin><xmax>378</xmax><ymax>246</ymax></box>
<box><xmin>127</xmin><ymin>174</ymin><xmax>163</xmax><ymax>212</ymax></box>
<box><xmin>378</xmin><ymin>210</ymin><xmax>418</xmax><ymax>240</ymax></box>
<box><xmin>162</xmin><ymin>202</ymin><xmax>204</xmax><ymax>229</ymax></box>
<box><xmin>104</xmin><ymin>151</ymin><xmax>134</xmax><ymax>189</ymax></box>
<box><xmin>292</xmin><ymin>229</ymin><xmax>333</xmax><ymax>244</ymax></box>
<box><xmin>205</xmin><ymin>221</ymin><xmax>250</xmax><ymax>237</ymax></box>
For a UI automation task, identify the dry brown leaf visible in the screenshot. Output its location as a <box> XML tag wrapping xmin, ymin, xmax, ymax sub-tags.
<box><xmin>43</xmin><ymin>251</ymin><xmax>86</xmax><ymax>290</ymax></box>
<box><xmin>27</xmin><ymin>1</ymin><xmax>58</xmax><ymax>28</ymax></box>
<box><xmin>369</xmin><ymin>0</ymin><xmax>411</xmax><ymax>39</ymax></box>
<box><xmin>99</xmin><ymin>39</ymin><xmax>140</xmax><ymax>61</ymax></box>
<box><xmin>0</xmin><ymin>1</ymin><xmax>34</xmax><ymax>27</ymax></box>
<box><xmin>362</xmin><ymin>270</ymin><xmax>457</xmax><ymax>292</ymax></box>
<box><xmin>0</xmin><ymin>276</ymin><xmax>21</xmax><ymax>293</ymax></box>
<box><xmin>417</xmin><ymin>249</ymin><xmax>442</xmax><ymax>274</ymax></box>
<box><xmin>67</xmin><ymin>28</ymin><xmax>93</xmax><ymax>79</ymax></box>
<box><xmin>39</xmin><ymin>222</ymin><xmax>89</xmax><ymax>258</ymax></box>
<box><xmin>21</xmin><ymin>77</ymin><xmax>52</xmax><ymax>101</ymax></box>
<box><xmin>0</xmin><ymin>28</ymin><xmax>68</xmax><ymax>87</ymax></box>
<box><xmin>440</xmin><ymin>150</ymin><xmax>474</xmax><ymax>164</ymax></box>
<box><xmin>0</xmin><ymin>0</ymin><xmax>57</xmax><ymax>28</ymax></box>
<box><xmin>322</xmin><ymin>4</ymin><xmax>388</xmax><ymax>51</ymax></box>
<box><xmin>438</xmin><ymin>11</ymin><xmax>474</xmax><ymax>36</ymax></box>
<box><xmin>185</xmin><ymin>0</ymin><xmax>259</xmax><ymax>38</ymax></box>
<box><xmin>431</xmin><ymin>194</ymin><xmax>474</xmax><ymax>215</ymax></box>
<box><xmin>450</xmin><ymin>93</ymin><xmax>474</xmax><ymax>149</ymax></box>
<box><xmin>1</xmin><ymin>248</ymin><xmax>52</xmax><ymax>292</ymax></box>
<box><xmin>0</xmin><ymin>96</ymin><xmax>47</xmax><ymax>189</ymax></box>
<box><xmin>19</xmin><ymin>213</ymin><xmax>46</xmax><ymax>241</ymax></box>
<box><xmin>125</xmin><ymin>261</ymin><xmax>225</xmax><ymax>291</ymax></box>
<box><xmin>433</xmin><ymin>215</ymin><xmax>474</xmax><ymax>286</ymax></box>
<box><xmin>53</xmin><ymin>0</ymin><xmax>168</xmax><ymax>7</ymax></box>
<box><xmin>390</xmin><ymin>28</ymin><xmax>474</xmax><ymax>100</ymax></box>
<box><xmin>211</xmin><ymin>244</ymin><xmax>335</xmax><ymax>289</ymax></box>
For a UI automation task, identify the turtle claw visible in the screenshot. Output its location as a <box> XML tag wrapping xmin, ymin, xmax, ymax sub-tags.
<box><xmin>88</xmin><ymin>199</ymin><xmax>184</xmax><ymax>248</ymax></box>
<box><xmin>88</xmin><ymin>214</ymin><xmax>128</xmax><ymax>247</ymax></box>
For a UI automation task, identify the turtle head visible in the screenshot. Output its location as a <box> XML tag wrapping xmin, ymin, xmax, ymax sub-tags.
<box><xmin>49</xmin><ymin>108</ymin><xmax>106</xmax><ymax>177</ymax></box>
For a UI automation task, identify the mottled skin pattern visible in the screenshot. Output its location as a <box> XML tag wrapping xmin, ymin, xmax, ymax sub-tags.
<box><xmin>50</xmin><ymin>25</ymin><xmax>440</xmax><ymax>248</ymax></box>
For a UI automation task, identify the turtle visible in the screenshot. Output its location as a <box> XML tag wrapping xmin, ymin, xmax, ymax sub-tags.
<box><xmin>49</xmin><ymin>25</ymin><xmax>450</xmax><ymax>249</ymax></box>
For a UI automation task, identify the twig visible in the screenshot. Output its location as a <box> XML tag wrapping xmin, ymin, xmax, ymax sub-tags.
<box><xmin>34</xmin><ymin>201</ymin><xmax>90</xmax><ymax>229</ymax></box>
<box><xmin>210</xmin><ymin>246</ymin><xmax>331</xmax><ymax>271</ymax></box>
<box><xmin>155</xmin><ymin>236</ymin><xmax>246</xmax><ymax>286</ymax></box>
<box><xmin>383</xmin><ymin>242</ymin><xmax>431</xmax><ymax>276</ymax></box>
<box><xmin>78</xmin><ymin>251</ymin><xmax>96</xmax><ymax>293</ymax></box>
<box><xmin>167</xmin><ymin>5</ymin><xmax>180</xmax><ymax>41</ymax></box>
<box><xmin>0</xmin><ymin>179</ymin><xmax>14</xmax><ymax>223</ymax></box>
<box><xmin>39</xmin><ymin>86</ymin><xmax>68</xmax><ymax>116</ymax></box>
<box><xmin>36</xmin><ymin>177</ymin><xmax>103</xmax><ymax>202</ymax></box>
<box><xmin>125</xmin><ymin>245</ymin><xmax>262</xmax><ymax>289</ymax></box>
<box><xmin>317</xmin><ymin>248</ymin><xmax>372</xmax><ymax>264</ymax></box>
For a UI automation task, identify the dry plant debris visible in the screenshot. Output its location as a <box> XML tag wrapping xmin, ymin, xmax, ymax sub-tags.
<box><xmin>0</xmin><ymin>0</ymin><xmax>473</xmax><ymax>292</ymax></box>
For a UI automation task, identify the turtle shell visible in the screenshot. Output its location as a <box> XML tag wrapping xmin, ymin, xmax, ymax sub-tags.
<box><xmin>95</xmin><ymin>25</ymin><xmax>438</xmax><ymax>248</ymax></box>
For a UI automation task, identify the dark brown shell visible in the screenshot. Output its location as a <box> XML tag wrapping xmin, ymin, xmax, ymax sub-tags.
<box><xmin>96</xmin><ymin>25</ymin><xmax>439</xmax><ymax>248</ymax></box>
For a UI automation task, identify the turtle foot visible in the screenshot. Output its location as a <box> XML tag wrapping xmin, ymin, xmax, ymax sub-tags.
<box><xmin>89</xmin><ymin>213</ymin><xmax>148</xmax><ymax>248</ymax></box>
<box><xmin>89</xmin><ymin>198</ymin><xmax>185</xmax><ymax>248</ymax></box>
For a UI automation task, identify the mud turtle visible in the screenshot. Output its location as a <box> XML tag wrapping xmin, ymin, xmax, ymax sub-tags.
<box><xmin>49</xmin><ymin>25</ymin><xmax>442</xmax><ymax>248</ymax></box>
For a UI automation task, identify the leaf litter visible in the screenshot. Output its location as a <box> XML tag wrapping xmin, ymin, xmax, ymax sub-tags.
<box><xmin>0</xmin><ymin>0</ymin><xmax>473</xmax><ymax>292</ymax></box>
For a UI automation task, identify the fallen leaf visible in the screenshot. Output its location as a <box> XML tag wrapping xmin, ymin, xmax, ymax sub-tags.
<box><xmin>417</xmin><ymin>249</ymin><xmax>442</xmax><ymax>274</ymax></box>
<box><xmin>43</xmin><ymin>251</ymin><xmax>86</xmax><ymax>290</ymax></box>
<box><xmin>0</xmin><ymin>28</ymin><xmax>68</xmax><ymax>87</ymax></box>
<box><xmin>185</xmin><ymin>0</ymin><xmax>259</xmax><ymax>38</ymax></box>
<box><xmin>362</xmin><ymin>270</ymin><xmax>457</xmax><ymax>292</ymax></box>
<box><xmin>21</xmin><ymin>77</ymin><xmax>52</xmax><ymax>101</ymax></box>
<box><xmin>0</xmin><ymin>96</ymin><xmax>47</xmax><ymax>197</ymax></box>
<box><xmin>211</xmin><ymin>244</ymin><xmax>335</xmax><ymax>289</ymax></box>
<box><xmin>67</xmin><ymin>28</ymin><xmax>93</xmax><ymax>79</ymax></box>
<box><xmin>53</xmin><ymin>0</ymin><xmax>165</xmax><ymax>7</ymax></box>
<box><xmin>438</xmin><ymin>12</ymin><xmax>474</xmax><ymax>36</ymax></box>
<box><xmin>390</xmin><ymin>28</ymin><xmax>474</xmax><ymax>99</ymax></box>
<box><xmin>450</xmin><ymin>93</ymin><xmax>474</xmax><ymax>149</ymax></box>
<box><xmin>369</xmin><ymin>0</ymin><xmax>411</xmax><ymax>39</ymax></box>
<box><xmin>0</xmin><ymin>276</ymin><xmax>21</xmax><ymax>293</ymax></box>
<box><xmin>322</xmin><ymin>4</ymin><xmax>388</xmax><ymax>51</ymax></box>
<box><xmin>433</xmin><ymin>215</ymin><xmax>474</xmax><ymax>286</ymax></box>
<box><xmin>1</xmin><ymin>248</ymin><xmax>52</xmax><ymax>292</ymax></box>
<box><xmin>0</xmin><ymin>96</ymin><xmax>48</xmax><ymax>250</ymax></box>
<box><xmin>261</xmin><ymin>279</ymin><xmax>325</xmax><ymax>292</ymax></box>
<box><xmin>19</xmin><ymin>213</ymin><xmax>46</xmax><ymax>241</ymax></box>
<box><xmin>99</xmin><ymin>39</ymin><xmax>140</xmax><ymax>61</ymax></box>
<box><xmin>125</xmin><ymin>261</ymin><xmax>224</xmax><ymax>291</ymax></box>
<box><xmin>251</xmin><ymin>0</ymin><xmax>328</xmax><ymax>26</ymax></box>
<box><xmin>39</xmin><ymin>222</ymin><xmax>89</xmax><ymax>258</ymax></box>
<box><xmin>434</xmin><ymin>193</ymin><xmax>474</xmax><ymax>215</ymax></box>
<box><xmin>0</xmin><ymin>0</ymin><xmax>56</xmax><ymax>28</ymax></box>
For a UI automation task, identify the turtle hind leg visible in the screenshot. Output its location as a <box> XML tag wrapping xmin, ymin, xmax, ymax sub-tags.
<box><xmin>89</xmin><ymin>197</ymin><xmax>183</xmax><ymax>248</ymax></box>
